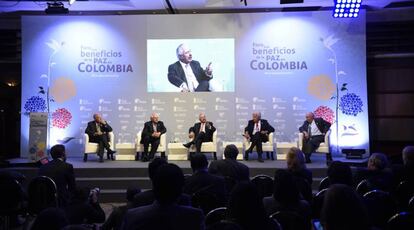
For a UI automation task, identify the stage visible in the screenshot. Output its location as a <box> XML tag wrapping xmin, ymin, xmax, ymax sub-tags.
<box><xmin>4</xmin><ymin>155</ymin><xmax>367</xmax><ymax>203</ymax></box>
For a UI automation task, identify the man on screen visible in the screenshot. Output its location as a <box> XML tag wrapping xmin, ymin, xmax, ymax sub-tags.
<box><xmin>140</xmin><ymin>112</ymin><xmax>167</xmax><ymax>162</ymax></box>
<box><xmin>299</xmin><ymin>112</ymin><xmax>331</xmax><ymax>163</ymax></box>
<box><xmin>85</xmin><ymin>114</ymin><xmax>116</xmax><ymax>162</ymax></box>
<box><xmin>243</xmin><ymin>112</ymin><xmax>275</xmax><ymax>163</ymax></box>
<box><xmin>168</xmin><ymin>44</ymin><xmax>213</xmax><ymax>92</ymax></box>
<box><xmin>183</xmin><ymin>113</ymin><xmax>216</xmax><ymax>155</ymax></box>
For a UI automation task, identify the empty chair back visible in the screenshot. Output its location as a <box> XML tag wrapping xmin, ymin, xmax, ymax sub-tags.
<box><xmin>311</xmin><ymin>188</ymin><xmax>327</xmax><ymax>219</ymax></box>
<box><xmin>395</xmin><ymin>180</ymin><xmax>414</xmax><ymax>210</ymax></box>
<box><xmin>356</xmin><ymin>179</ymin><xmax>370</xmax><ymax>196</ymax></box>
<box><xmin>363</xmin><ymin>190</ymin><xmax>397</xmax><ymax>229</ymax></box>
<box><xmin>386</xmin><ymin>212</ymin><xmax>414</xmax><ymax>230</ymax></box>
<box><xmin>0</xmin><ymin>175</ymin><xmax>24</xmax><ymax>215</ymax></box>
<box><xmin>318</xmin><ymin>177</ymin><xmax>330</xmax><ymax>191</ymax></box>
<box><xmin>251</xmin><ymin>175</ymin><xmax>274</xmax><ymax>199</ymax></box>
<box><xmin>205</xmin><ymin>207</ymin><xmax>227</xmax><ymax>227</ymax></box>
<box><xmin>28</xmin><ymin>176</ymin><xmax>58</xmax><ymax>215</ymax></box>
<box><xmin>270</xmin><ymin>211</ymin><xmax>308</xmax><ymax>230</ymax></box>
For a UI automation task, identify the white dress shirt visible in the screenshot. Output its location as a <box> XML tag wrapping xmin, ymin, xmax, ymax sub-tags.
<box><xmin>179</xmin><ymin>61</ymin><xmax>199</xmax><ymax>92</ymax></box>
<box><xmin>252</xmin><ymin>121</ymin><xmax>261</xmax><ymax>135</ymax></box>
<box><xmin>310</xmin><ymin>120</ymin><xmax>323</xmax><ymax>136</ymax></box>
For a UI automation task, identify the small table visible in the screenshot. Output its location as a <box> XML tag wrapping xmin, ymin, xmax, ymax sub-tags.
<box><xmin>115</xmin><ymin>143</ymin><xmax>136</xmax><ymax>160</ymax></box>
<box><xmin>276</xmin><ymin>142</ymin><xmax>298</xmax><ymax>160</ymax></box>
<box><xmin>167</xmin><ymin>143</ymin><xmax>189</xmax><ymax>161</ymax></box>
<box><xmin>222</xmin><ymin>141</ymin><xmax>244</xmax><ymax>160</ymax></box>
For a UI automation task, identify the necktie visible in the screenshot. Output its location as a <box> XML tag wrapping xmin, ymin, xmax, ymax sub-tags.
<box><xmin>308</xmin><ymin>123</ymin><xmax>312</xmax><ymax>137</ymax></box>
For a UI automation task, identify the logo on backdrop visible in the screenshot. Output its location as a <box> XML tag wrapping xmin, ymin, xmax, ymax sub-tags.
<box><xmin>250</xmin><ymin>43</ymin><xmax>307</xmax><ymax>74</ymax></box>
<box><xmin>78</xmin><ymin>45</ymin><xmax>133</xmax><ymax>76</ymax></box>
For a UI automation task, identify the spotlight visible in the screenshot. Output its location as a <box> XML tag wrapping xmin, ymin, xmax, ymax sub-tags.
<box><xmin>45</xmin><ymin>1</ymin><xmax>69</xmax><ymax>14</ymax></box>
<box><xmin>69</xmin><ymin>0</ymin><xmax>76</xmax><ymax>5</ymax></box>
<box><xmin>333</xmin><ymin>0</ymin><xmax>362</xmax><ymax>18</ymax></box>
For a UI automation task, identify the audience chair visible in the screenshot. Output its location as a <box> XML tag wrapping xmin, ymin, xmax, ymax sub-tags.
<box><xmin>83</xmin><ymin>132</ymin><xmax>114</xmax><ymax>162</ymax></box>
<box><xmin>312</xmin><ymin>188</ymin><xmax>328</xmax><ymax>219</ymax></box>
<box><xmin>27</xmin><ymin>176</ymin><xmax>58</xmax><ymax>215</ymax></box>
<box><xmin>191</xmin><ymin>192</ymin><xmax>222</xmax><ymax>215</ymax></box>
<box><xmin>363</xmin><ymin>190</ymin><xmax>397</xmax><ymax>229</ymax></box>
<box><xmin>0</xmin><ymin>176</ymin><xmax>24</xmax><ymax>230</ymax></box>
<box><xmin>408</xmin><ymin>196</ymin><xmax>414</xmax><ymax>213</ymax></box>
<box><xmin>251</xmin><ymin>175</ymin><xmax>274</xmax><ymax>199</ymax></box>
<box><xmin>205</xmin><ymin>207</ymin><xmax>227</xmax><ymax>227</ymax></box>
<box><xmin>394</xmin><ymin>180</ymin><xmax>414</xmax><ymax>210</ymax></box>
<box><xmin>318</xmin><ymin>176</ymin><xmax>330</xmax><ymax>191</ymax></box>
<box><xmin>270</xmin><ymin>211</ymin><xmax>308</xmax><ymax>230</ymax></box>
<box><xmin>356</xmin><ymin>179</ymin><xmax>370</xmax><ymax>196</ymax></box>
<box><xmin>386</xmin><ymin>212</ymin><xmax>414</xmax><ymax>230</ymax></box>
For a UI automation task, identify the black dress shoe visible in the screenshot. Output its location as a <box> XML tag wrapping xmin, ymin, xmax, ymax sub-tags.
<box><xmin>305</xmin><ymin>158</ymin><xmax>312</xmax><ymax>164</ymax></box>
<box><xmin>258</xmin><ymin>157</ymin><xmax>264</xmax><ymax>163</ymax></box>
<box><xmin>111</xmin><ymin>154</ymin><xmax>115</xmax><ymax>161</ymax></box>
<box><xmin>99</xmin><ymin>157</ymin><xmax>104</xmax><ymax>163</ymax></box>
<box><xmin>183</xmin><ymin>143</ymin><xmax>192</xmax><ymax>148</ymax></box>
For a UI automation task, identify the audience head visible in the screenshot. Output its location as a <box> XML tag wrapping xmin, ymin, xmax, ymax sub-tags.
<box><xmin>305</xmin><ymin>112</ymin><xmax>314</xmax><ymax>123</ymax></box>
<box><xmin>126</xmin><ymin>186</ymin><xmax>141</xmax><ymax>203</ymax></box>
<box><xmin>273</xmin><ymin>169</ymin><xmax>300</xmax><ymax>204</ymax></box>
<box><xmin>227</xmin><ymin>181</ymin><xmax>267</xmax><ymax>229</ymax></box>
<box><xmin>286</xmin><ymin>147</ymin><xmax>306</xmax><ymax>172</ymax></box>
<box><xmin>402</xmin><ymin>146</ymin><xmax>414</xmax><ymax>166</ymax></box>
<box><xmin>152</xmin><ymin>163</ymin><xmax>184</xmax><ymax>205</ymax></box>
<box><xmin>224</xmin><ymin>144</ymin><xmax>239</xmax><ymax>160</ymax></box>
<box><xmin>190</xmin><ymin>153</ymin><xmax>208</xmax><ymax>172</ymax></box>
<box><xmin>327</xmin><ymin>161</ymin><xmax>353</xmax><ymax>186</ymax></box>
<box><xmin>50</xmin><ymin>144</ymin><xmax>66</xmax><ymax>160</ymax></box>
<box><xmin>321</xmin><ymin>184</ymin><xmax>369</xmax><ymax>230</ymax></box>
<box><xmin>368</xmin><ymin>152</ymin><xmax>389</xmax><ymax>171</ymax></box>
<box><xmin>31</xmin><ymin>207</ymin><xmax>68</xmax><ymax>230</ymax></box>
<box><xmin>252</xmin><ymin>111</ymin><xmax>261</xmax><ymax>123</ymax></box>
<box><xmin>176</xmin><ymin>43</ymin><xmax>192</xmax><ymax>63</ymax></box>
<box><xmin>148</xmin><ymin>157</ymin><xmax>168</xmax><ymax>181</ymax></box>
<box><xmin>150</xmin><ymin>112</ymin><xmax>159</xmax><ymax>123</ymax></box>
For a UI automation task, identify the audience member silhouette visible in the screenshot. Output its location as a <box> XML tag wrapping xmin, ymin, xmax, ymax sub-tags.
<box><xmin>327</xmin><ymin>161</ymin><xmax>353</xmax><ymax>186</ymax></box>
<box><xmin>122</xmin><ymin>163</ymin><xmax>205</xmax><ymax>230</ymax></box>
<box><xmin>321</xmin><ymin>184</ymin><xmax>370</xmax><ymax>230</ymax></box>
<box><xmin>64</xmin><ymin>187</ymin><xmax>105</xmax><ymax>225</ymax></box>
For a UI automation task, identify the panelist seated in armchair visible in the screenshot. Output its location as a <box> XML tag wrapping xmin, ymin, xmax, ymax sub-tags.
<box><xmin>299</xmin><ymin>112</ymin><xmax>331</xmax><ymax>163</ymax></box>
<box><xmin>85</xmin><ymin>113</ymin><xmax>116</xmax><ymax>162</ymax></box>
<box><xmin>140</xmin><ymin>112</ymin><xmax>167</xmax><ymax>162</ymax></box>
<box><xmin>183</xmin><ymin>113</ymin><xmax>216</xmax><ymax>155</ymax></box>
<box><xmin>243</xmin><ymin>112</ymin><xmax>275</xmax><ymax>163</ymax></box>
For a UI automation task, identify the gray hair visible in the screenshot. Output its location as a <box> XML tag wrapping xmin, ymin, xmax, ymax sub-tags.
<box><xmin>176</xmin><ymin>44</ymin><xmax>186</xmax><ymax>58</ymax></box>
<box><xmin>368</xmin><ymin>152</ymin><xmax>389</xmax><ymax>171</ymax></box>
<box><xmin>402</xmin><ymin>146</ymin><xmax>414</xmax><ymax>166</ymax></box>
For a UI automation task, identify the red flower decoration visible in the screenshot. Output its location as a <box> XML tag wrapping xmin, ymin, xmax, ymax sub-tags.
<box><xmin>314</xmin><ymin>106</ymin><xmax>335</xmax><ymax>124</ymax></box>
<box><xmin>52</xmin><ymin>108</ymin><xmax>72</xmax><ymax>129</ymax></box>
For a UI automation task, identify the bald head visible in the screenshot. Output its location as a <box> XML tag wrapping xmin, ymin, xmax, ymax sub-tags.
<box><xmin>150</xmin><ymin>112</ymin><xmax>159</xmax><ymax>123</ymax></box>
<box><xmin>252</xmin><ymin>112</ymin><xmax>261</xmax><ymax>123</ymax></box>
<box><xmin>93</xmin><ymin>113</ymin><xmax>102</xmax><ymax>122</ymax></box>
<box><xmin>199</xmin><ymin>113</ymin><xmax>206</xmax><ymax>123</ymax></box>
<box><xmin>305</xmin><ymin>112</ymin><xmax>315</xmax><ymax>123</ymax></box>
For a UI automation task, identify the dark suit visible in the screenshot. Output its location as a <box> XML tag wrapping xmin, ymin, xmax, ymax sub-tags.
<box><xmin>183</xmin><ymin>170</ymin><xmax>227</xmax><ymax>207</ymax></box>
<box><xmin>38</xmin><ymin>159</ymin><xmax>76</xmax><ymax>207</ymax></box>
<box><xmin>244</xmin><ymin>119</ymin><xmax>275</xmax><ymax>156</ymax></box>
<box><xmin>208</xmin><ymin>159</ymin><xmax>250</xmax><ymax>191</ymax></box>
<box><xmin>168</xmin><ymin>61</ymin><xmax>212</xmax><ymax>92</ymax></box>
<box><xmin>85</xmin><ymin>121</ymin><xmax>113</xmax><ymax>158</ymax></box>
<box><xmin>189</xmin><ymin>122</ymin><xmax>216</xmax><ymax>154</ymax></box>
<box><xmin>122</xmin><ymin>202</ymin><xmax>205</xmax><ymax>230</ymax></box>
<box><xmin>140</xmin><ymin>121</ymin><xmax>167</xmax><ymax>160</ymax></box>
<box><xmin>298</xmin><ymin>118</ymin><xmax>331</xmax><ymax>157</ymax></box>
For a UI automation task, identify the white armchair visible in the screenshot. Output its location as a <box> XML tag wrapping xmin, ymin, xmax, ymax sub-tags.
<box><xmin>135</xmin><ymin>131</ymin><xmax>167</xmax><ymax>160</ymax></box>
<box><xmin>243</xmin><ymin>132</ymin><xmax>275</xmax><ymax>160</ymax></box>
<box><xmin>189</xmin><ymin>131</ymin><xmax>218</xmax><ymax>160</ymax></box>
<box><xmin>298</xmin><ymin>130</ymin><xmax>331</xmax><ymax>158</ymax></box>
<box><xmin>83</xmin><ymin>132</ymin><xmax>114</xmax><ymax>162</ymax></box>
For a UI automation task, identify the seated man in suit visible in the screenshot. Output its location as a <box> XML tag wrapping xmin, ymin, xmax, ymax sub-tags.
<box><xmin>122</xmin><ymin>163</ymin><xmax>205</xmax><ymax>230</ymax></box>
<box><xmin>168</xmin><ymin>43</ymin><xmax>213</xmax><ymax>92</ymax></box>
<box><xmin>299</xmin><ymin>112</ymin><xmax>331</xmax><ymax>163</ymax></box>
<box><xmin>184</xmin><ymin>153</ymin><xmax>227</xmax><ymax>208</ymax></box>
<box><xmin>140</xmin><ymin>112</ymin><xmax>167</xmax><ymax>162</ymax></box>
<box><xmin>85</xmin><ymin>113</ymin><xmax>116</xmax><ymax>162</ymax></box>
<box><xmin>183</xmin><ymin>113</ymin><xmax>216</xmax><ymax>156</ymax></box>
<box><xmin>243</xmin><ymin>112</ymin><xmax>275</xmax><ymax>162</ymax></box>
<box><xmin>38</xmin><ymin>144</ymin><xmax>76</xmax><ymax>207</ymax></box>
